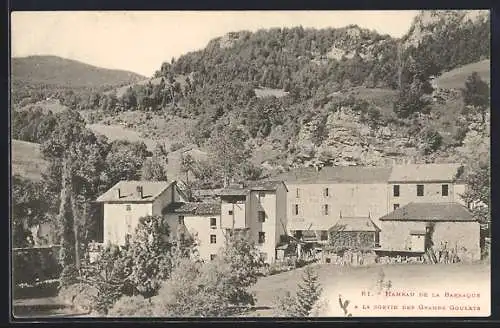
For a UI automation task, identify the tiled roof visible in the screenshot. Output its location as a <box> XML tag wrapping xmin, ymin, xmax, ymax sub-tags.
<box><xmin>270</xmin><ymin>166</ymin><xmax>391</xmax><ymax>184</ymax></box>
<box><xmin>218</xmin><ymin>189</ymin><xmax>249</xmax><ymax>196</ymax></box>
<box><xmin>246</xmin><ymin>180</ymin><xmax>288</xmax><ymax>191</ymax></box>
<box><xmin>318</xmin><ymin>167</ymin><xmax>392</xmax><ymax>183</ymax></box>
<box><xmin>379</xmin><ymin>202</ymin><xmax>475</xmax><ymax>222</ymax></box>
<box><xmin>217</xmin><ymin>180</ymin><xmax>287</xmax><ymax>196</ymax></box>
<box><xmin>164</xmin><ymin>202</ymin><xmax>221</xmax><ymax>215</ymax></box>
<box><xmin>329</xmin><ymin>217</ymin><xmax>381</xmax><ymax>232</ymax></box>
<box><xmin>388</xmin><ymin>163</ymin><xmax>463</xmax><ymax>183</ymax></box>
<box><xmin>96</xmin><ymin>180</ymin><xmax>173</xmax><ymax>202</ymax></box>
<box><xmin>270</xmin><ymin>167</ymin><xmax>319</xmax><ymax>183</ymax></box>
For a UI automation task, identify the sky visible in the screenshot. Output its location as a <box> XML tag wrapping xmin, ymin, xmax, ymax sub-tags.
<box><xmin>11</xmin><ymin>11</ymin><xmax>419</xmax><ymax>77</ymax></box>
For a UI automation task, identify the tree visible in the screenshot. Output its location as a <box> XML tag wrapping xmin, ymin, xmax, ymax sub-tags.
<box><xmin>140</xmin><ymin>156</ymin><xmax>168</xmax><ymax>181</ymax></box>
<box><xmin>213</xmin><ymin>236</ymin><xmax>263</xmax><ymax>307</ymax></box>
<box><xmin>462</xmin><ymin>72</ymin><xmax>490</xmax><ymax>123</ymax></box>
<box><xmin>421</xmin><ymin>128</ymin><xmax>443</xmax><ymax>155</ymax></box>
<box><xmin>125</xmin><ymin>215</ymin><xmax>175</xmax><ymax>298</ymax></box>
<box><xmin>460</xmin><ymin>163</ymin><xmax>490</xmax><ymax>226</ymax></box>
<box><xmin>11</xmin><ymin>176</ymin><xmax>52</xmax><ymax>247</ymax></box>
<box><xmin>295</xmin><ymin>266</ymin><xmax>323</xmax><ymax>316</ymax></box>
<box><xmin>274</xmin><ymin>266</ymin><xmax>323</xmax><ymax>317</ymax></box>
<box><xmin>209</xmin><ymin>126</ymin><xmax>252</xmax><ymax>187</ymax></box>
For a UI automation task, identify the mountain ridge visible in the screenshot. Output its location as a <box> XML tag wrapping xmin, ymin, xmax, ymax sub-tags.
<box><xmin>12</xmin><ymin>55</ymin><xmax>147</xmax><ymax>88</ymax></box>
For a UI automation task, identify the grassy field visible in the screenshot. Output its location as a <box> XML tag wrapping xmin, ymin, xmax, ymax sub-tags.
<box><xmin>17</xmin><ymin>99</ymin><xmax>70</xmax><ymax>114</ymax></box>
<box><xmin>86</xmin><ymin>123</ymin><xmax>161</xmax><ymax>150</ymax></box>
<box><xmin>435</xmin><ymin>59</ymin><xmax>490</xmax><ymax>90</ymax></box>
<box><xmin>248</xmin><ymin>261</ymin><xmax>490</xmax><ymax>317</ymax></box>
<box><xmin>254</xmin><ymin>87</ymin><xmax>289</xmax><ymax>99</ymax></box>
<box><xmin>11</xmin><ymin>139</ymin><xmax>47</xmax><ymax>181</ymax></box>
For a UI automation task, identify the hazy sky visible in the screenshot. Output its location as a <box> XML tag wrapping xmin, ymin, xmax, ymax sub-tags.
<box><xmin>11</xmin><ymin>11</ymin><xmax>419</xmax><ymax>77</ymax></box>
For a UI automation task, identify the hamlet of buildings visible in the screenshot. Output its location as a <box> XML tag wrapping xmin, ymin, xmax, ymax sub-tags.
<box><xmin>95</xmin><ymin>163</ymin><xmax>481</xmax><ymax>263</ymax></box>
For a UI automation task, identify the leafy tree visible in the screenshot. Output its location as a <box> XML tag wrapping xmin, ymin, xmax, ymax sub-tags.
<box><xmin>209</xmin><ymin>126</ymin><xmax>252</xmax><ymax>187</ymax></box>
<box><xmin>460</xmin><ymin>163</ymin><xmax>490</xmax><ymax>225</ymax></box>
<box><xmin>75</xmin><ymin>244</ymin><xmax>132</xmax><ymax>314</ymax></box>
<box><xmin>421</xmin><ymin>128</ymin><xmax>443</xmax><ymax>155</ymax></box>
<box><xmin>11</xmin><ymin>176</ymin><xmax>52</xmax><ymax>247</ymax></box>
<box><xmin>140</xmin><ymin>156</ymin><xmax>168</xmax><ymax>181</ymax></box>
<box><xmin>462</xmin><ymin>72</ymin><xmax>490</xmax><ymax>123</ymax></box>
<box><xmin>101</xmin><ymin>140</ymin><xmax>149</xmax><ymax>188</ymax></box>
<box><xmin>125</xmin><ymin>215</ymin><xmax>174</xmax><ymax>298</ymax></box>
<box><xmin>213</xmin><ymin>236</ymin><xmax>263</xmax><ymax>307</ymax></box>
<box><xmin>239</xmin><ymin>162</ymin><xmax>264</xmax><ymax>181</ymax></box>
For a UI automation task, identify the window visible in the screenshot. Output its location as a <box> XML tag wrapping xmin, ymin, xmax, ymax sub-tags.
<box><xmin>210</xmin><ymin>217</ymin><xmax>217</xmax><ymax>229</ymax></box>
<box><xmin>296</xmin><ymin>188</ymin><xmax>300</xmax><ymax>198</ymax></box>
<box><xmin>323</xmin><ymin>204</ymin><xmax>329</xmax><ymax>215</ymax></box>
<box><xmin>178</xmin><ymin>215</ymin><xmax>184</xmax><ymax>224</ymax></box>
<box><xmin>258</xmin><ymin>211</ymin><xmax>266</xmax><ymax>222</ymax></box>
<box><xmin>394</xmin><ymin>204</ymin><xmax>400</xmax><ymax>210</ymax></box>
<box><xmin>228</xmin><ymin>210</ymin><xmax>233</xmax><ymax>215</ymax></box>
<box><xmin>210</xmin><ymin>254</ymin><xmax>217</xmax><ymax>261</ymax></box>
<box><xmin>125</xmin><ymin>204</ymin><xmax>131</xmax><ymax>211</ymax></box>
<box><xmin>210</xmin><ymin>234</ymin><xmax>217</xmax><ymax>244</ymax></box>
<box><xmin>294</xmin><ymin>204</ymin><xmax>299</xmax><ymax>215</ymax></box>
<box><xmin>417</xmin><ymin>184</ymin><xmax>424</xmax><ymax>197</ymax></box>
<box><xmin>320</xmin><ymin>231</ymin><xmax>328</xmax><ymax>241</ymax></box>
<box><xmin>393</xmin><ymin>185</ymin><xmax>400</xmax><ymax>197</ymax></box>
<box><xmin>324</xmin><ymin>188</ymin><xmax>329</xmax><ymax>197</ymax></box>
<box><xmin>258</xmin><ymin>232</ymin><xmax>266</xmax><ymax>243</ymax></box>
<box><xmin>442</xmin><ymin>184</ymin><xmax>449</xmax><ymax>196</ymax></box>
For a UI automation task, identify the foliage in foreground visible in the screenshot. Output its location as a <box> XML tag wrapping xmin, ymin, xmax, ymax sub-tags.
<box><xmin>109</xmin><ymin>236</ymin><xmax>264</xmax><ymax>317</ymax></box>
<box><xmin>274</xmin><ymin>266</ymin><xmax>323</xmax><ymax>317</ymax></box>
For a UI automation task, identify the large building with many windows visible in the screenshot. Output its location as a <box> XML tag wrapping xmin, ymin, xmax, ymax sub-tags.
<box><xmin>96</xmin><ymin>163</ymin><xmax>477</xmax><ymax>263</ymax></box>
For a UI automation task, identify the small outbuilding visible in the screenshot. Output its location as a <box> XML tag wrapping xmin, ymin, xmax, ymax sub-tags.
<box><xmin>328</xmin><ymin>217</ymin><xmax>381</xmax><ymax>250</ymax></box>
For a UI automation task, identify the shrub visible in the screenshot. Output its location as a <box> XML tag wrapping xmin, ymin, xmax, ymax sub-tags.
<box><xmin>108</xmin><ymin>295</ymin><xmax>153</xmax><ymax>317</ymax></box>
<box><xmin>58</xmin><ymin>264</ymin><xmax>79</xmax><ymax>289</ymax></box>
<box><xmin>58</xmin><ymin>283</ymin><xmax>97</xmax><ymax>313</ymax></box>
<box><xmin>274</xmin><ymin>291</ymin><xmax>300</xmax><ymax>317</ymax></box>
<box><xmin>170</xmin><ymin>142</ymin><xmax>185</xmax><ymax>152</ymax></box>
<box><xmin>421</xmin><ymin>128</ymin><xmax>443</xmax><ymax>155</ymax></box>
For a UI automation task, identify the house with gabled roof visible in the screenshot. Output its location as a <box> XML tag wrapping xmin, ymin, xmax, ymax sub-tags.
<box><xmin>95</xmin><ymin>180</ymin><xmax>187</xmax><ymax>245</ymax></box>
<box><xmin>378</xmin><ymin>202</ymin><xmax>480</xmax><ymax>261</ymax></box>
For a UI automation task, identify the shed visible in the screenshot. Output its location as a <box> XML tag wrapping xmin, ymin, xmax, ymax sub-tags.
<box><xmin>328</xmin><ymin>217</ymin><xmax>381</xmax><ymax>250</ymax></box>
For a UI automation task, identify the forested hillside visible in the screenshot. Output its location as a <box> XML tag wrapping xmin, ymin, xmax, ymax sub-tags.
<box><xmin>11</xmin><ymin>10</ymin><xmax>490</xmax><ymax>186</ymax></box>
<box><xmin>11</xmin><ymin>55</ymin><xmax>146</xmax><ymax>108</ymax></box>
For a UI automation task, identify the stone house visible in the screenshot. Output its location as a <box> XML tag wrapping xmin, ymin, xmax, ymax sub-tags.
<box><xmin>387</xmin><ymin>163</ymin><xmax>467</xmax><ymax>211</ymax></box>
<box><xmin>272</xmin><ymin>166</ymin><xmax>392</xmax><ymax>240</ymax></box>
<box><xmin>378</xmin><ymin>202</ymin><xmax>481</xmax><ymax>261</ymax></box>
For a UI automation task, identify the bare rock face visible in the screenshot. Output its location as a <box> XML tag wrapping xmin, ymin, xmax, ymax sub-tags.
<box><xmin>403</xmin><ymin>10</ymin><xmax>489</xmax><ymax>49</ymax></box>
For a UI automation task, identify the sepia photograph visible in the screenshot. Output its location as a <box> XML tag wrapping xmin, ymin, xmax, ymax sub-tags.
<box><xmin>10</xmin><ymin>10</ymin><xmax>491</xmax><ymax>318</ymax></box>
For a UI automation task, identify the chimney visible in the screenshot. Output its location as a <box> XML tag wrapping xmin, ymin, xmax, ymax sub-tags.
<box><xmin>116</xmin><ymin>188</ymin><xmax>121</xmax><ymax>199</ymax></box>
<box><xmin>136</xmin><ymin>185</ymin><xmax>143</xmax><ymax>199</ymax></box>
